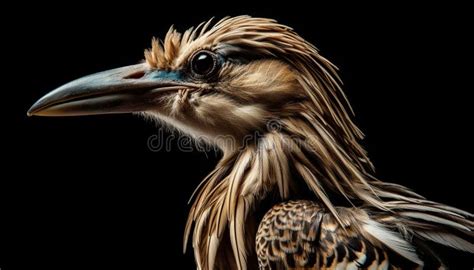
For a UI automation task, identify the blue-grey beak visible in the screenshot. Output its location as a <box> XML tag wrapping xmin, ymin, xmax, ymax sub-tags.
<box><xmin>28</xmin><ymin>63</ymin><xmax>190</xmax><ymax>117</ymax></box>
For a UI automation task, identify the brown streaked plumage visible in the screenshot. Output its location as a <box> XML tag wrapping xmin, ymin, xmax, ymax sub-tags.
<box><xmin>257</xmin><ymin>201</ymin><xmax>415</xmax><ymax>270</ymax></box>
<box><xmin>28</xmin><ymin>16</ymin><xmax>473</xmax><ymax>269</ymax></box>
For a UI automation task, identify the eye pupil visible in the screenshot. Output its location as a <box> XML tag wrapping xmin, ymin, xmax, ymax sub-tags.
<box><xmin>192</xmin><ymin>51</ymin><xmax>217</xmax><ymax>76</ymax></box>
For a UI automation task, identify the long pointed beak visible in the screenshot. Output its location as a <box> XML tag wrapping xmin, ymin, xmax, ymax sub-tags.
<box><xmin>28</xmin><ymin>63</ymin><xmax>190</xmax><ymax>117</ymax></box>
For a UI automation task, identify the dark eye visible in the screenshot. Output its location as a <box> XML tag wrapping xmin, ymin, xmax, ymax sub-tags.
<box><xmin>190</xmin><ymin>50</ymin><xmax>218</xmax><ymax>77</ymax></box>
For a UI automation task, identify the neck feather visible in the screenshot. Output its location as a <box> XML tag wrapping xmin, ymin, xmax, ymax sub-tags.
<box><xmin>184</xmin><ymin>104</ymin><xmax>425</xmax><ymax>270</ymax></box>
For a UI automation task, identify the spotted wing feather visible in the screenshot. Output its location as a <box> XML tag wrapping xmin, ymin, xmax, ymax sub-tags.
<box><xmin>256</xmin><ymin>200</ymin><xmax>431</xmax><ymax>270</ymax></box>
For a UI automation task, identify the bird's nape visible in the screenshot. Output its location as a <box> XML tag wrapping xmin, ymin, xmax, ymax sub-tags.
<box><xmin>28</xmin><ymin>16</ymin><xmax>474</xmax><ymax>270</ymax></box>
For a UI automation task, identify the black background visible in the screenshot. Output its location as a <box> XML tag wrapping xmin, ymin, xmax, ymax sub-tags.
<box><xmin>2</xmin><ymin>2</ymin><xmax>473</xmax><ymax>269</ymax></box>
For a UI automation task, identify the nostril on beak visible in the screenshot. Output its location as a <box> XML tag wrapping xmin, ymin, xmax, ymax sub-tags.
<box><xmin>124</xmin><ymin>70</ymin><xmax>146</xmax><ymax>80</ymax></box>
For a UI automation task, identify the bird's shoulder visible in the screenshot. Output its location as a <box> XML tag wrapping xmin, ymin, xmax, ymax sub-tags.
<box><xmin>256</xmin><ymin>200</ymin><xmax>425</xmax><ymax>270</ymax></box>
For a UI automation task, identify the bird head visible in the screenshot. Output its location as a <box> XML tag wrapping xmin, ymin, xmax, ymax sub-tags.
<box><xmin>28</xmin><ymin>16</ymin><xmax>362</xmax><ymax>155</ymax></box>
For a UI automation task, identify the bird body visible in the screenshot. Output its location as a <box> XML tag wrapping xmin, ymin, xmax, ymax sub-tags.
<box><xmin>28</xmin><ymin>16</ymin><xmax>474</xmax><ymax>269</ymax></box>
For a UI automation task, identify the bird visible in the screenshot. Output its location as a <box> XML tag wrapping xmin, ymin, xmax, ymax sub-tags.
<box><xmin>28</xmin><ymin>16</ymin><xmax>474</xmax><ymax>269</ymax></box>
